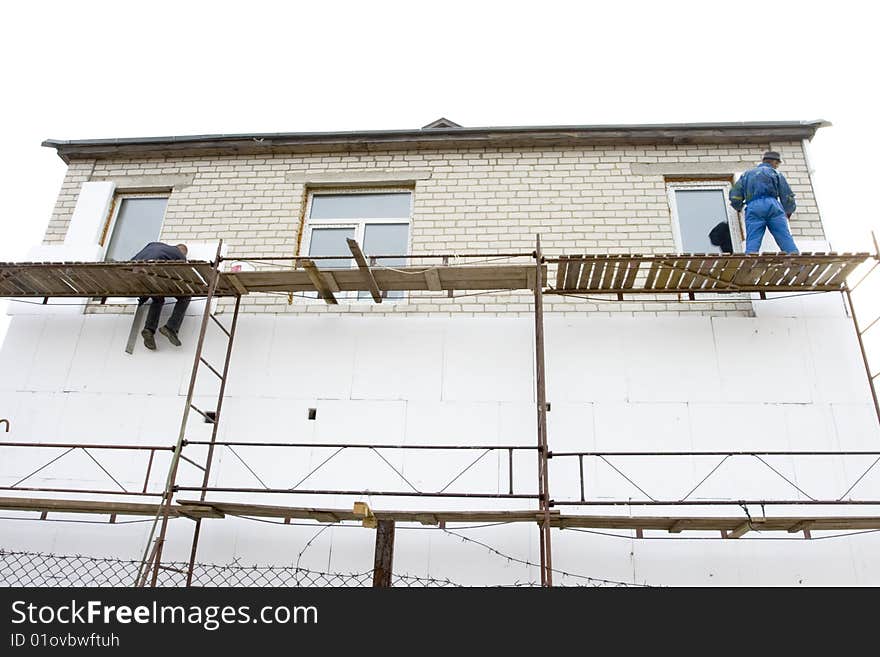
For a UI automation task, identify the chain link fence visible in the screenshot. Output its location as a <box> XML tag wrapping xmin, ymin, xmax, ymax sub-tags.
<box><xmin>0</xmin><ymin>549</ymin><xmax>462</xmax><ymax>587</ymax></box>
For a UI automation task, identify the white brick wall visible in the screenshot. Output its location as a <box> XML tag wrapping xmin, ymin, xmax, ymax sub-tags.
<box><xmin>44</xmin><ymin>141</ymin><xmax>825</xmax><ymax>318</ymax></box>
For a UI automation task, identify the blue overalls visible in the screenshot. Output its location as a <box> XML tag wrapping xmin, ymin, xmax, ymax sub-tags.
<box><xmin>729</xmin><ymin>162</ymin><xmax>798</xmax><ymax>253</ymax></box>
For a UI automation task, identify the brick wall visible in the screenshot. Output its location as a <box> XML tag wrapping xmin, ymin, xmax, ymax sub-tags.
<box><xmin>44</xmin><ymin>141</ymin><xmax>826</xmax><ymax>317</ymax></box>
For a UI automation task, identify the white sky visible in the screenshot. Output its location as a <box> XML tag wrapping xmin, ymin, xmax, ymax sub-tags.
<box><xmin>1</xmin><ymin>0</ymin><xmax>878</xmax><ymax>339</ymax></box>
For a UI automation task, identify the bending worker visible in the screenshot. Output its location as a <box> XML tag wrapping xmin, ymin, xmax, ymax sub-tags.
<box><xmin>131</xmin><ymin>242</ymin><xmax>190</xmax><ymax>350</ymax></box>
<box><xmin>729</xmin><ymin>151</ymin><xmax>798</xmax><ymax>254</ymax></box>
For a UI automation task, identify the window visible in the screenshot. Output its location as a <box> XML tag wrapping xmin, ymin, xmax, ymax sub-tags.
<box><xmin>103</xmin><ymin>195</ymin><xmax>168</xmax><ymax>261</ymax></box>
<box><xmin>303</xmin><ymin>191</ymin><xmax>412</xmax><ymax>300</ymax></box>
<box><xmin>666</xmin><ymin>182</ymin><xmax>742</xmax><ymax>254</ymax></box>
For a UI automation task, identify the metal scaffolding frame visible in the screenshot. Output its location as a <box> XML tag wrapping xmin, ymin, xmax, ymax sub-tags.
<box><xmin>1</xmin><ymin>238</ymin><xmax>880</xmax><ymax>587</ymax></box>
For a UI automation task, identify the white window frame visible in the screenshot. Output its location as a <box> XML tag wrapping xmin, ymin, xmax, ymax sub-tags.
<box><xmin>97</xmin><ymin>193</ymin><xmax>170</xmax><ymax>305</ymax></box>
<box><xmin>666</xmin><ymin>181</ymin><xmax>743</xmax><ymax>253</ymax></box>
<box><xmin>301</xmin><ymin>189</ymin><xmax>413</xmax><ymax>302</ymax></box>
<box><xmin>102</xmin><ymin>192</ymin><xmax>170</xmax><ymax>261</ymax></box>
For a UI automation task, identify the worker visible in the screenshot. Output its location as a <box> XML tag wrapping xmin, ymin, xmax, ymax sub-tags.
<box><xmin>131</xmin><ymin>242</ymin><xmax>190</xmax><ymax>350</ymax></box>
<box><xmin>729</xmin><ymin>151</ymin><xmax>798</xmax><ymax>254</ymax></box>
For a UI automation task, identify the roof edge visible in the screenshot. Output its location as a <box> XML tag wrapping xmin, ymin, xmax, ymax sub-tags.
<box><xmin>42</xmin><ymin>120</ymin><xmax>831</xmax><ymax>163</ymax></box>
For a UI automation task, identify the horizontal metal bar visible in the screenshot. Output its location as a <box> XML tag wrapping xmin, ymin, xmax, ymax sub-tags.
<box><xmin>0</xmin><ymin>486</ymin><xmax>163</xmax><ymax>496</ymax></box>
<box><xmin>177</xmin><ymin>486</ymin><xmax>539</xmax><ymax>499</ymax></box>
<box><xmin>184</xmin><ymin>441</ymin><xmax>539</xmax><ymax>450</ymax></box>
<box><xmin>0</xmin><ymin>442</ymin><xmax>173</xmax><ymax>451</ymax></box>
<box><xmin>551</xmin><ymin>499</ymin><xmax>880</xmax><ymax>506</ymax></box>
<box><xmin>550</xmin><ymin>451</ymin><xmax>880</xmax><ymax>457</ymax></box>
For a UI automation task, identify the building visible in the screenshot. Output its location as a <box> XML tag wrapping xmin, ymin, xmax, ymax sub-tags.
<box><xmin>1</xmin><ymin>119</ymin><xmax>878</xmax><ymax>586</ymax></box>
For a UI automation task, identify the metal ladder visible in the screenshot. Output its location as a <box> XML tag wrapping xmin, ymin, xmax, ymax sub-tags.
<box><xmin>134</xmin><ymin>241</ymin><xmax>242</xmax><ymax>587</ymax></box>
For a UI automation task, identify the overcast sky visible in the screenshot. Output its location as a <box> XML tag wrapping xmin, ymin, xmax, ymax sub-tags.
<box><xmin>1</xmin><ymin>1</ymin><xmax>878</xmax><ymax>338</ymax></box>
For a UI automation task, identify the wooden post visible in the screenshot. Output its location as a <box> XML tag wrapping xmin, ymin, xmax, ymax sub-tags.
<box><xmin>372</xmin><ymin>519</ymin><xmax>396</xmax><ymax>587</ymax></box>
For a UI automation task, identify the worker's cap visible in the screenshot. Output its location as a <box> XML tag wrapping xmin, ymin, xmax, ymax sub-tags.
<box><xmin>762</xmin><ymin>151</ymin><xmax>782</xmax><ymax>162</ymax></box>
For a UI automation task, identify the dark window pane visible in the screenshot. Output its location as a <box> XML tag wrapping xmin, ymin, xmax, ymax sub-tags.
<box><xmin>105</xmin><ymin>198</ymin><xmax>168</xmax><ymax>261</ymax></box>
<box><xmin>674</xmin><ymin>190</ymin><xmax>732</xmax><ymax>253</ymax></box>
<box><xmin>308</xmin><ymin>227</ymin><xmax>355</xmax><ymax>269</ymax></box>
<box><xmin>310</xmin><ymin>193</ymin><xmax>411</xmax><ymax>219</ymax></box>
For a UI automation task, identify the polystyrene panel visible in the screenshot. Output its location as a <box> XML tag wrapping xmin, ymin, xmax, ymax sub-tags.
<box><xmin>351</xmin><ymin>319</ymin><xmax>443</xmax><ymax>401</ymax></box>
<box><xmin>783</xmin><ymin>405</ymin><xmax>848</xmax><ymax>499</ymax></box>
<box><xmin>265</xmin><ymin>318</ymin><xmax>356</xmax><ymax>400</ymax></box>
<box><xmin>830</xmin><ymin>403</ymin><xmax>880</xmax><ymax>451</ymax></box>
<box><xmin>752</xmin><ymin>290</ymin><xmax>847</xmax><ymax>319</ymax></box>
<box><xmin>23</xmin><ymin>316</ymin><xmax>84</xmax><ymax>392</ymax></box>
<box><xmin>223</xmin><ymin>316</ymin><xmax>275</xmax><ymax>398</ymax></box>
<box><xmin>312</xmin><ymin>399</ymin><xmax>406</xmax><ymax>446</ymax></box>
<box><xmin>64</xmin><ymin>181</ymin><xmax>115</xmax><ymax>247</ymax></box>
<box><xmin>64</xmin><ymin>316</ymin><xmax>119</xmax><ymax>392</ymax></box>
<box><xmin>441</xmin><ymin>319</ymin><xmax>533</xmax><ymax>402</ymax></box>
<box><xmin>0</xmin><ymin>316</ymin><xmax>45</xmax><ymax>391</ymax></box>
<box><xmin>712</xmin><ymin>317</ymin><xmax>812</xmax><ymax>403</ymax></box>
<box><xmin>688</xmin><ymin>402</ymin><xmax>788</xmax><ymax>451</ymax></box>
<box><xmin>805</xmin><ymin>318</ymin><xmax>874</xmax><ymax>405</ymax></box>
<box><xmin>552</xmin><ymin>526</ymin><xmax>645</xmax><ymax>586</ymax></box>
<box><xmin>545</xmin><ymin>318</ymin><xmax>628</xmax><ymax>403</ymax></box>
<box><xmin>404</xmin><ymin>401</ymin><xmax>499</xmax><ymax>445</ymax></box>
<box><xmin>624</xmin><ymin>318</ymin><xmax>722</xmax><ymax>403</ymax></box>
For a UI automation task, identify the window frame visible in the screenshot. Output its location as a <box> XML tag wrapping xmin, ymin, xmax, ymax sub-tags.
<box><xmin>301</xmin><ymin>189</ymin><xmax>413</xmax><ymax>302</ymax></box>
<box><xmin>666</xmin><ymin>181</ymin><xmax>743</xmax><ymax>254</ymax></box>
<box><xmin>101</xmin><ymin>192</ymin><xmax>170</xmax><ymax>260</ymax></box>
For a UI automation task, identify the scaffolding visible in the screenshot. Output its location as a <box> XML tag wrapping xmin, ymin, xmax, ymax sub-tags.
<box><xmin>1</xmin><ymin>237</ymin><xmax>879</xmax><ymax>587</ymax></box>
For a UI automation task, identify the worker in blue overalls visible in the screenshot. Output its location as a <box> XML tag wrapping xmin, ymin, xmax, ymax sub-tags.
<box><xmin>729</xmin><ymin>151</ymin><xmax>798</xmax><ymax>254</ymax></box>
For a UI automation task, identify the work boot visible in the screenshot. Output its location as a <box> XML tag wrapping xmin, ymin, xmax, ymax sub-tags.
<box><xmin>159</xmin><ymin>325</ymin><xmax>181</xmax><ymax>347</ymax></box>
<box><xmin>141</xmin><ymin>329</ymin><xmax>156</xmax><ymax>350</ymax></box>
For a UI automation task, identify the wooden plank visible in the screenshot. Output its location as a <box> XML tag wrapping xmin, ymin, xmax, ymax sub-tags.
<box><xmin>424</xmin><ymin>268</ymin><xmax>442</xmax><ymax>291</ymax></box>
<box><xmin>302</xmin><ymin>260</ymin><xmax>338</xmax><ymax>304</ymax></box>
<box><xmin>717</xmin><ymin>256</ymin><xmax>747</xmax><ymax>289</ymax></box>
<box><xmin>823</xmin><ymin>258</ymin><xmax>864</xmax><ymax>287</ymax></box>
<box><xmin>372</xmin><ymin>519</ymin><xmax>396</xmax><ymax>587</ymax></box>
<box><xmin>125</xmin><ymin>304</ymin><xmax>148</xmax><ymax>355</ymax></box>
<box><xmin>225</xmin><ymin>274</ymin><xmax>249</xmax><ymax>296</ymax></box>
<box><xmin>622</xmin><ymin>258</ymin><xmax>641</xmax><ymax>289</ymax></box>
<box><xmin>347</xmin><ymin>238</ymin><xmax>382</xmax><ymax>303</ymax></box>
<box><xmin>701</xmin><ymin>256</ymin><xmax>729</xmax><ymax>290</ymax></box>
<box><xmin>555</xmin><ymin>256</ymin><xmax>568</xmax><ymax>290</ymax></box>
<box><xmin>643</xmin><ymin>259</ymin><xmax>661</xmax><ymax>290</ymax></box>
<box><xmin>676</xmin><ymin>257</ymin><xmax>698</xmax><ymax>289</ymax></box>
<box><xmin>611</xmin><ymin>256</ymin><xmax>630</xmax><ymax>289</ymax></box>
<box><xmin>600</xmin><ymin>255</ymin><xmax>619</xmax><ymax>290</ymax></box>
<box><xmin>564</xmin><ymin>257</ymin><xmax>582</xmax><ymax>290</ymax></box>
<box><xmin>577</xmin><ymin>256</ymin><xmax>595</xmax><ymax>290</ymax></box>
<box><xmin>801</xmin><ymin>261</ymin><xmax>836</xmax><ymax>287</ymax></box>
<box><xmin>729</xmin><ymin>518</ymin><xmax>765</xmax><ymax>539</ymax></box>
<box><xmin>323</xmin><ymin>272</ymin><xmax>341</xmax><ymax>293</ymax></box>
<box><xmin>654</xmin><ymin>260</ymin><xmax>674</xmax><ymax>290</ymax></box>
<box><xmin>588</xmin><ymin>256</ymin><xmax>607</xmax><ymax>290</ymax></box>
<box><xmin>787</xmin><ymin>520</ymin><xmax>813</xmax><ymax>534</ymax></box>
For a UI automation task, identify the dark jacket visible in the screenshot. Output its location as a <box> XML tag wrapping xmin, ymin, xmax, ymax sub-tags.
<box><xmin>131</xmin><ymin>242</ymin><xmax>186</xmax><ymax>261</ymax></box>
<box><xmin>708</xmin><ymin>221</ymin><xmax>734</xmax><ymax>254</ymax></box>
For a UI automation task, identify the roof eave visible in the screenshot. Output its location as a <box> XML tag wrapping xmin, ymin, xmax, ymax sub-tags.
<box><xmin>42</xmin><ymin>120</ymin><xmax>830</xmax><ymax>162</ymax></box>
